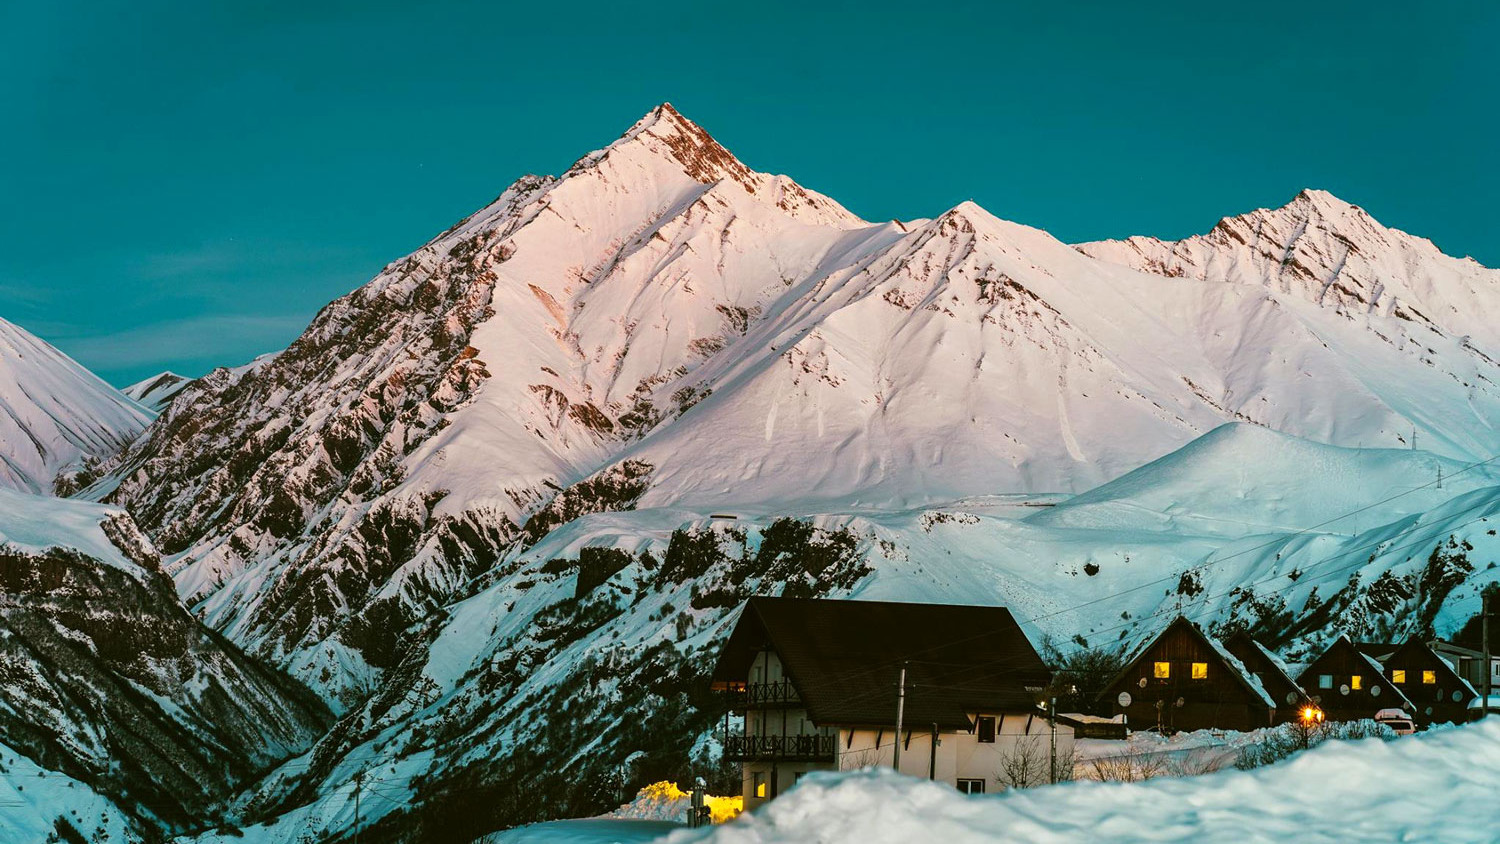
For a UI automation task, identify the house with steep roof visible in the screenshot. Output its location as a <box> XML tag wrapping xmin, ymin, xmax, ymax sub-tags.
<box><xmin>1100</xmin><ymin>617</ymin><xmax>1289</xmax><ymax>732</ymax></box>
<box><xmin>1297</xmin><ymin>635</ymin><xmax>1416</xmax><ymax>722</ymax></box>
<box><xmin>1374</xmin><ymin>638</ymin><xmax>1477</xmax><ymax>725</ymax></box>
<box><xmin>1222</xmin><ymin>630</ymin><xmax>1312</xmax><ymax>722</ymax></box>
<box><xmin>710</xmin><ymin>596</ymin><xmax>1070</xmax><ymax>807</ymax></box>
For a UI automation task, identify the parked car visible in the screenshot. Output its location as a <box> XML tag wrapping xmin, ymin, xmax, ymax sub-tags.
<box><xmin>1374</xmin><ymin>708</ymin><xmax>1416</xmax><ymax>735</ymax></box>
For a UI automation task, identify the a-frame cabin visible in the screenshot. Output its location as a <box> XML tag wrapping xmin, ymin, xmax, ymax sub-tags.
<box><xmin>1222</xmin><ymin>630</ymin><xmax>1310</xmax><ymax>723</ymax></box>
<box><xmin>1101</xmin><ymin>617</ymin><xmax>1278</xmax><ymax>732</ymax></box>
<box><xmin>1296</xmin><ymin>634</ymin><xmax>1415</xmax><ymax>722</ymax></box>
<box><xmin>1376</xmin><ymin>638</ymin><xmax>1477</xmax><ymax>725</ymax></box>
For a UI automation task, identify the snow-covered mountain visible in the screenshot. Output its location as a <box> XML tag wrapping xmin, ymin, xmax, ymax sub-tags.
<box><xmin>94</xmin><ymin>105</ymin><xmax>1500</xmax><ymax>709</ymax></box>
<box><xmin>0</xmin><ymin>317</ymin><xmax>151</xmax><ymax>494</ymax></box>
<box><xmin>124</xmin><ymin>370</ymin><xmax>192</xmax><ymax>412</ymax></box>
<box><xmin>0</xmin><ymin>489</ymin><xmax>332</xmax><ymax>837</ymax></box>
<box><xmin>23</xmin><ymin>104</ymin><xmax>1490</xmax><ymax>840</ymax></box>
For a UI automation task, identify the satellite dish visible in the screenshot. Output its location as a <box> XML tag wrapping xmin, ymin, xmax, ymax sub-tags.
<box><xmin>1285</xmin><ymin>692</ymin><xmax>1299</xmax><ymax>705</ymax></box>
<box><xmin>1339</xmin><ymin>684</ymin><xmax>1350</xmax><ymax>696</ymax></box>
<box><xmin>1425</xmin><ymin>706</ymin><xmax>1434</xmax><ymax>716</ymax></box>
<box><xmin>1138</xmin><ymin>677</ymin><xmax>1148</xmax><ymax>689</ymax></box>
<box><xmin>1453</xmin><ymin>690</ymin><xmax>1464</xmax><ymax>702</ymax></box>
<box><xmin>1118</xmin><ymin>692</ymin><xmax>1133</xmax><ymax>707</ymax></box>
<box><xmin>1175</xmin><ymin>697</ymin><xmax>1185</xmax><ymax>708</ymax></box>
<box><xmin>1371</xmin><ymin>686</ymin><xmax>1381</xmax><ymax>697</ymax></box>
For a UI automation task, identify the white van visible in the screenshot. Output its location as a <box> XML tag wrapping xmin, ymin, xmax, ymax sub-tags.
<box><xmin>1374</xmin><ymin>708</ymin><xmax>1416</xmax><ymax>735</ymax></box>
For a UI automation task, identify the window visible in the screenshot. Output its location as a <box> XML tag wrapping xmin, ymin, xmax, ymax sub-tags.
<box><xmin>1318</xmin><ymin>674</ymin><xmax>1333</xmax><ymax>689</ymax></box>
<box><xmin>1351</xmin><ymin>675</ymin><xmax>1363</xmax><ymax>691</ymax></box>
<box><xmin>1154</xmin><ymin>661</ymin><xmax>1171</xmax><ymax>679</ymax></box>
<box><xmin>956</xmin><ymin>778</ymin><xmax>985</xmax><ymax>795</ymax></box>
<box><xmin>1392</xmin><ymin>669</ymin><xmax>1407</xmax><ymax>684</ymax></box>
<box><xmin>1191</xmin><ymin>662</ymin><xmax>1208</xmax><ymax>680</ymax></box>
<box><xmin>1423</xmin><ymin>670</ymin><xmax>1437</xmax><ymax>685</ymax></box>
<box><xmin>753</xmin><ymin>772</ymin><xmax>766</xmax><ymax>798</ymax></box>
<box><xmin>976</xmin><ymin>716</ymin><xmax>997</xmax><ymax>743</ymax></box>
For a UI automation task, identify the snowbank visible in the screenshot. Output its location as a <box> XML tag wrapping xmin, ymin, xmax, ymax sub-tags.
<box><xmin>674</xmin><ymin>721</ymin><xmax>1500</xmax><ymax>843</ymax></box>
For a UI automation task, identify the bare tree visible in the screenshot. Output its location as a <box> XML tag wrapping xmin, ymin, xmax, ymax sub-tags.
<box><xmin>994</xmin><ymin>737</ymin><xmax>1077</xmax><ymax>789</ymax></box>
<box><xmin>1087</xmin><ymin>746</ymin><xmax>1168</xmax><ymax>782</ymax></box>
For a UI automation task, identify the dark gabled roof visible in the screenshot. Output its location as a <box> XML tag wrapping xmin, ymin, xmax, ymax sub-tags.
<box><xmin>1356</xmin><ymin>641</ymin><xmax>1400</xmax><ymax>661</ymax></box>
<box><xmin>1385</xmin><ymin>637</ymin><xmax>1479</xmax><ymax>701</ymax></box>
<box><xmin>1298</xmin><ymin>634</ymin><xmax>1417</xmax><ymax>712</ymax></box>
<box><xmin>1100</xmin><ymin>616</ymin><xmax>1276</xmax><ymax>708</ymax></box>
<box><xmin>710</xmin><ymin>596</ymin><xmax>1051</xmax><ymax>730</ymax></box>
<box><xmin>1223</xmin><ymin>631</ymin><xmax>1310</xmax><ymax>708</ymax></box>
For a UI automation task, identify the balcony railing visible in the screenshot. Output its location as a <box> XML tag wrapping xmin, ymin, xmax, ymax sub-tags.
<box><xmin>722</xmin><ymin>733</ymin><xmax>836</xmax><ymax>762</ymax></box>
<box><xmin>722</xmin><ymin>680</ymin><xmax>801</xmax><ymax>710</ymax></box>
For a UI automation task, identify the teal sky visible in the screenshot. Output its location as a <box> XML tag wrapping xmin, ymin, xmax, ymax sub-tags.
<box><xmin>2</xmin><ymin>0</ymin><xmax>1494</xmax><ymax>387</ymax></box>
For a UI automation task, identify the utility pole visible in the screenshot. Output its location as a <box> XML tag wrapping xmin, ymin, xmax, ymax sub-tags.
<box><xmin>1484</xmin><ymin>590</ymin><xmax>1493</xmax><ymax>719</ymax></box>
<box><xmin>928</xmin><ymin>723</ymin><xmax>938</xmax><ymax>780</ymax></box>
<box><xmin>1050</xmin><ymin>697</ymin><xmax>1059</xmax><ymax>785</ymax></box>
<box><xmin>893</xmin><ymin>662</ymin><xmax>907</xmax><ymax>772</ymax></box>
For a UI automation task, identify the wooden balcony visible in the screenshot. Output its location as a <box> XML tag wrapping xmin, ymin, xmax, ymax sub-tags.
<box><xmin>721</xmin><ymin>680</ymin><xmax>801</xmax><ymax>710</ymax></box>
<box><xmin>722</xmin><ymin>732</ymin><xmax>836</xmax><ymax>762</ymax></box>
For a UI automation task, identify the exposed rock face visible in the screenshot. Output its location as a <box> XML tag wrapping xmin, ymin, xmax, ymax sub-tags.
<box><xmin>0</xmin><ymin>542</ymin><xmax>331</xmax><ymax>832</ymax></box>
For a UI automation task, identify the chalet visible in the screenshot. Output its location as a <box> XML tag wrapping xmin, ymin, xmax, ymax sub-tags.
<box><xmin>1222</xmin><ymin>630</ymin><xmax>1312</xmax><ymax>722</ymax></box>
<box><xmin>1100</xmin><ymin>617</ymin><xmax>1286</xmax><ymax>732</ymax></box>
<box><xmin>710</xmin><ymin>596</ymin><xmax>1071</xmax><ymax>808</ymax></box>
<box><xmin>1375</xmin><ymin>638</ymin><xmax>1477</xmax><ymax>725</ymax></box>
<box><xmin>1296</xmin><ymin>635</ymin><xmax>1416</xmax><ymax>723</ymax></box>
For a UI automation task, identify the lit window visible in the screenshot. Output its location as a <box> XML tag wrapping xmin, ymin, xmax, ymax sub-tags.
<box><xmin>753</xmin><ymin>772</ymin><xmax>766</xmax><ymax>798</ymax></box>
<box><xmin>1351</xmin><ymin>675</ymin><xmax>1362</xmax><ymax>691</ymax></box>
<box><xmin>1191</xmin><ymin>662</ymin><xmax>1208</xmax><ymax>680</ymax></box>
<box><xmin>1318</xmin><ymin>674</ymin><xmax>1333</xmax><ymax>689</ymax></box>
<box><xmin>1423</xmin><ymin>670</ymin><xmax>1437</xmax><ymax>685</ymax></box>
<box><xmin>1392</xmin><ymin>670</ymin><xmax>1406</xmax><ymax>684</ymax></box>
<box><xmin>1154</xmin><ymin>662</ymin><xmax>1171</xmax><ymax>679</ymax></box>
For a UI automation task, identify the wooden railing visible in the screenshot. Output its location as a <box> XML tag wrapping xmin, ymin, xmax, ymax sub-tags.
<box><xmin>722</xmin><ymin>732</ymin><xmax>836</xmax><ymax>762</ymax></box>
<box><xmin>722</xmin><ymin>680</ymin><xmax>801</xmax><ymax>710</ymax></box>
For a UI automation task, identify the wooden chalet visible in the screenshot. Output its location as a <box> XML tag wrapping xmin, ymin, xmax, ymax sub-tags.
<box><xmin>1296</xmin><ymin>635</ymin><xmax>1415</xmax><ymax>722</ymax></box>
<box><xmin>710</xmin><ymin>596</ymin><xmax>1067</xmax><ymax>806</ymax></box>
<box><xmin>1375</xmin><ymin>638</ymin><xmax>1477</xmax><ymax>725</ymax></box>
<box><xmin>1222</xmin><ymin>630</ymin><xmax>1311</xmax><ymax>723</ymax></box>
<box><xmin>1101</xmin><ymin>617</ymin><xmax>1284</xmax><ymax>732</ymax></box>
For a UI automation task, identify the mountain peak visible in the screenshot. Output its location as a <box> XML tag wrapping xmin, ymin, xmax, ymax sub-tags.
<box><xmin>615</xmin><ymin>102</ymin><xmax>754</xmax><ymax>188</ymax></box>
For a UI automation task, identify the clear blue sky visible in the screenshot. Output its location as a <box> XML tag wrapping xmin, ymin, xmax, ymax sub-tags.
<box><xmin>2</xmin><ymin>0</ymin><xmax>1494</xmax><ymax>386</ymax></box>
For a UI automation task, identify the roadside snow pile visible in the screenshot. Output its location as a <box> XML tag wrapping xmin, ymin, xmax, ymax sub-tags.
<box><xmin>679</xmin><ymin>721</ymin><xmax>1500</xmax><ymax>843</ymax></box>
<box><xmin>607</xmin><ymin>782</ymin><xmax>741</xmax><ymax>824</ymax></box>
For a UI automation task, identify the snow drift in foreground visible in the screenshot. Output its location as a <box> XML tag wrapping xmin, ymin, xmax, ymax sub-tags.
<box><xmin>676</xmin><ymin>721</ymin><xmax>1500</xmax><ymax>844</ymax></box>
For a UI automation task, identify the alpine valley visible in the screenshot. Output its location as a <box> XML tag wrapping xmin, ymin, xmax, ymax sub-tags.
<box><xmin>3</xmin><ymin>105</ymin><xmax>1499</xmax><ymax>842</ymax></box>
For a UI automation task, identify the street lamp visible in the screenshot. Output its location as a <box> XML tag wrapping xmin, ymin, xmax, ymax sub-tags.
<box><xmin>1296</xmin><ymin>705</ymin><xmax>1325</xmax><ymax>749</ymax></box>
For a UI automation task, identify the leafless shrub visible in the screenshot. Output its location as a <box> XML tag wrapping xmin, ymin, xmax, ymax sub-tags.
<box><xmin>995</xmin><ymin>736</ymin><xmax>1076</xmax><ymax>789</ymax></box>
<box><xmin>1087</xmin><ymin>746</ymin><xmax>1169</xmax><ymax>782</ymax></box>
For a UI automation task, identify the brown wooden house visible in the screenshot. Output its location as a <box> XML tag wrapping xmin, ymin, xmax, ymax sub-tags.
<box><xmin>1375</xmin><ymin>638</ymin><xmax>1477</xmax><ymax>725</ymax></box>
<box><xmin>1222</xmin><ymin>630</ymin><xmax>1311</xmax><ymax>723</ymax></box>
<box><xmin>1101</xmin><ymin>617</ymin><xmax>1280</xmax><ymax>733</ymax></box>
<box><xmin>1296</xmin><ymin>634</ymin><xmax>1415</xmax><ymax>722</ymax></box>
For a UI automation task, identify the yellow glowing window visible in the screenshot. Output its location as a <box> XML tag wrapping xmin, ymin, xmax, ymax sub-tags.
<box><xmin>1423</xmin><ymin>670</ymin><xmax>1437</xmax><ymax>685</ymax></box>
<box><xmin>1154</xmin><ymin>662</ymin><xmax>1171</xmax><ymax>679</ymax></box>
<box><xmin>1191</xmin><ymin>662</ymin><xmax>1208</xmax><ymax>680</ymax></box>
<box><xmin>1392</xmin><ymin>670</ymin><xmax>1406</xmax><ymax>684</ymax></box>
<box><xmin>1351</xmin><ymin>675</ymin><xmax>1362</xmax><ymax>690</ymax></box>
<box><xmin>754</xmin><ymin>772</ymin><xmax>766</xmax><ymax>798</ymax></box>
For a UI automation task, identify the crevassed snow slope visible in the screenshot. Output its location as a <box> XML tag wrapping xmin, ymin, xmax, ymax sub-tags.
<box><xmin>0</xmin><ymin>316</ymin><xmax>150</xmax><ymax>493</ymax></box>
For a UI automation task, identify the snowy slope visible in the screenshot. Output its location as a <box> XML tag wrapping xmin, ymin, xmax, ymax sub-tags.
<box><xmin>124</xmin><ymin>371</ymin><xmax>192</xmax><ymax>412</ymax></box>
<box><xmin>673</xmin><ymin>721</ymin><xmax>1500</xmax><ymax>844</ymax></box>
<box><xmin>0</xmin><ymin>316</ymin><xmax>151</xmax><ymax>494</ymax></box>
<box><xmin>93</xmin><ymin>106</ymin><xmax>1500</xmax><ymax>712</ymax></box>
